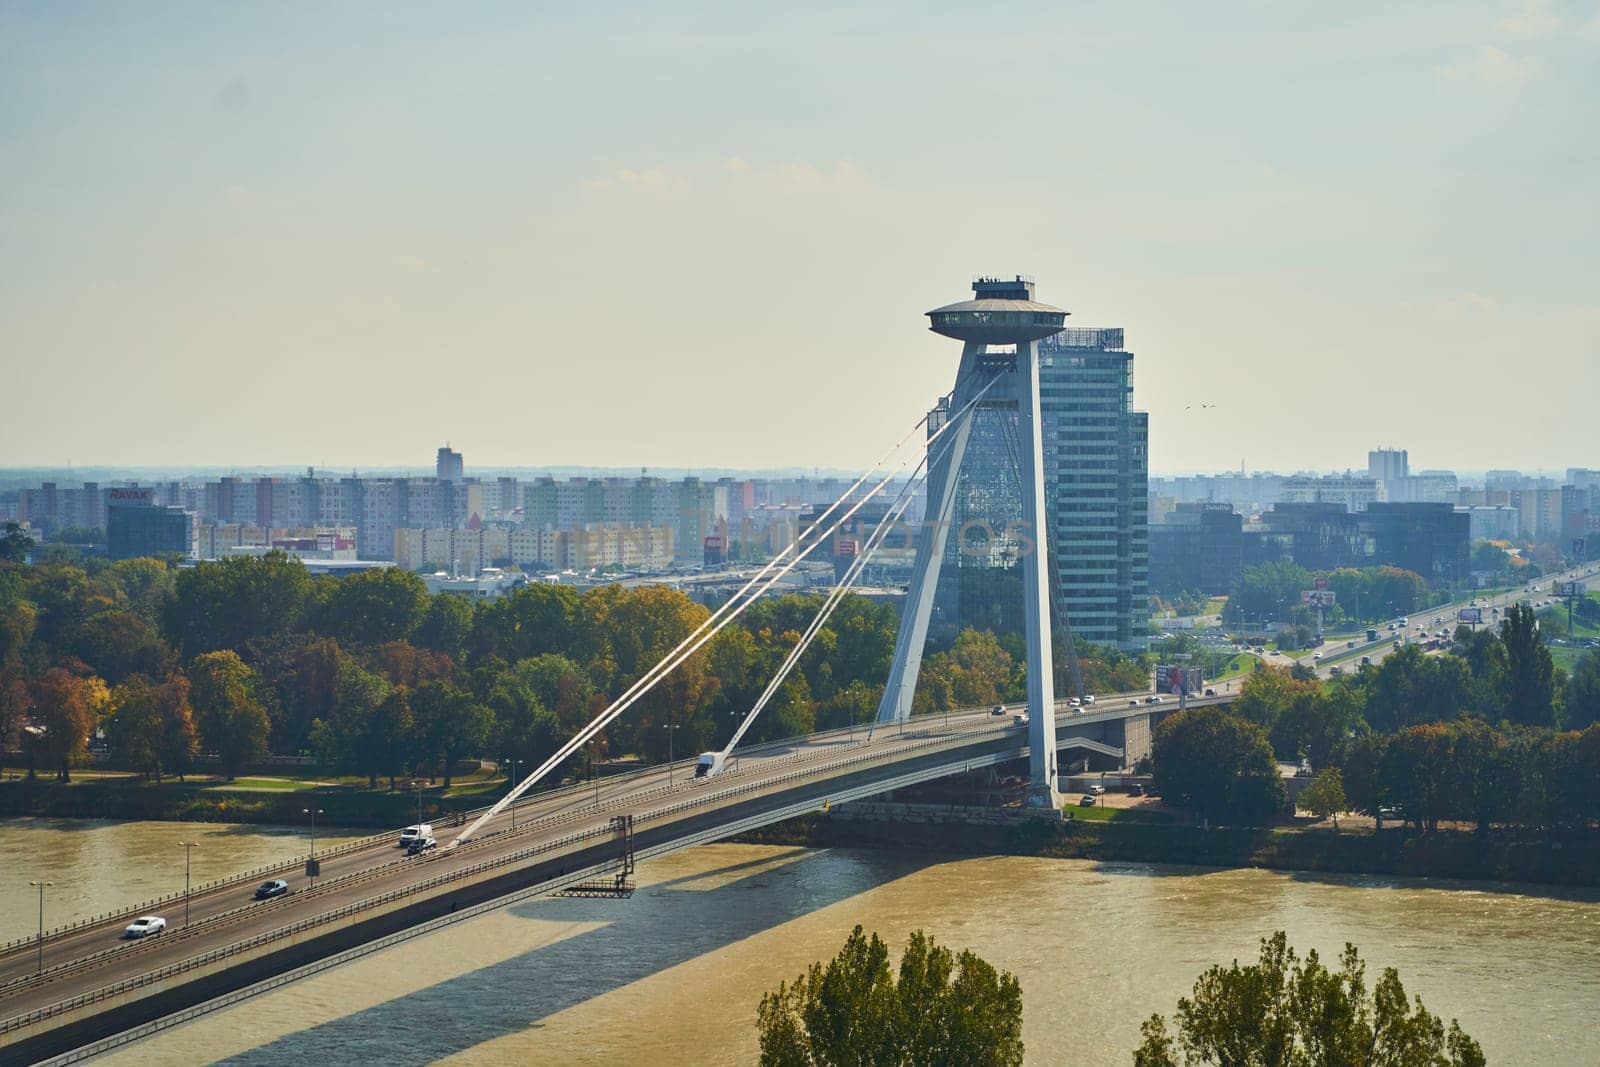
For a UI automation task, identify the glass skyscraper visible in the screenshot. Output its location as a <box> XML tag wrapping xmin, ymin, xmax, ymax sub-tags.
<box><xmin>932</xmin><ymin>326</ymin><xmax>1149</xmax><ymax>652</ymax></box>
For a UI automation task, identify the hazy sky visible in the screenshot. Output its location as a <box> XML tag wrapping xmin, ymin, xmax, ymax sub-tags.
<box><xmin>2</xmin><ymin>1</ymin><xmax>1595</xmax><ymax>475</ymax></box>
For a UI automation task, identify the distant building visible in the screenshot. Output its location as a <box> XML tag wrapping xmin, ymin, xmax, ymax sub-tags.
<box><xmin>436</xmin><ymin>445</ymin><xmax>465</xmax><ymax>483</ymax></box>
<box><xmin>1363</xmin><ymin>503</ymin><xmax>1470</xmax><ymax>583</ymax></box>
<box><xmin>1282</xmin><ymin>474</ymin><xmax>1378</xmax><ymax>512</ymax></box>
<box><xmin>1149</xmin><ymin>502</ymin><xmax>1281</xmax><ymax>596</ymax></box>
<box><xmin>106</xmin><ymin>489</ymin><xmax>193</xmax><ymax>560</ymax></box>
<box><xmin>1368</xmin><ymin>448</ymin><xmax>1409</xmax><ymax>495</ymax></box>
<box><xmin>1463</xmin><ymin>505</ymin><xmax>1519</xmax><ymax>542</ymax></box>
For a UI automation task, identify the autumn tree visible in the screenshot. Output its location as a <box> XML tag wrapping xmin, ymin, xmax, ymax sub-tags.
<box><xmin>188</xmin><ymin>650</ymin><xmax>271</xmax><ymax>780</ymax></box>
<box><xmin>1134</xmin><ymin>931</ymin><xmax>1483</xmax><ymax>1067</ymax></box>
<box><xmin>107</xmin><ymin>674</ymin><xmax>197</xmax><ymax>782</ymax></box>
<box><xmin>315</xmin><ymin>567</ymin><xmax>429</xmax><ymax>648</ymax></box>
<box><xmin>757</xmin><ymin>926</ymin><xmax>1023</xmax><ymax>1067</ymax></box>
<box><xmin>27</xmin><ymin>667</ymin><xmax>98</xmax><ymax>781</ymax></box>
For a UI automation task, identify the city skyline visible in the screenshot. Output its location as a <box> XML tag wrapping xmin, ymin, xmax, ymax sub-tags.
<box><xmin>3</xmin><ymin>3</ymin><xmax>1597</xmax><ymax>472</ymax></box>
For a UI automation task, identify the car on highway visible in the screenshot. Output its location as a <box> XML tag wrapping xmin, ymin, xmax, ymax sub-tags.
<box><xmin>1312</xmin><ymin>652</ymin><xmax>1323</xmax><ymax>661</ymax></box>
<box><xmin>1083</xmin><ymin>695</ymin><xmax>1096</xmax><ymax>705</ymax></box>
<box><xmin>990</xmin><ymin>704</ymin><xmax>1006</xmax><ymax>716</ymax></box>
<box><xmin>406</xmin><ymin>836</ymin><xmax>438</xmax><ymax>856</ymax></box>
<box><xmin>1360</xmin><ymin>656</ymin><xmax>1371</xmax><ymax>665</ymax></box>
<box><xmin>1144</xmin><ymin>695</ymin><xmax>1163</xmax><ymax>704</ymax></box>
<box><xmin>398</xmin><ymin>823</ymin><xmax>433</xmax><ymax>848</ymax></box>
<box><xmin>1068</xmin><ymin>697</ymin><xmax>1082</xmax><ymax>707</ymax></box>
<box><xmin>1128</xmin><ymin>699</ymin><xmax>1140</xmax><ymax>707</ymax></box>
<box><xmin>124</xmin><ymin>916</ymin><xmax>166</xmax><ymax>939</ymax></box>
<box><xmin>254</xmin><ymin>879</ymin><xmax>289</xmax><ymax>900</ymax></box>
<box><xmin>1204</xmin><ymin>688</ymin><xmax>1216</xmax><ymax>696</ymax></box>
<box><xmin>1329</xmin><ymin>665</ymin><xmax>1342</xmax><ymax>676</ymax></box>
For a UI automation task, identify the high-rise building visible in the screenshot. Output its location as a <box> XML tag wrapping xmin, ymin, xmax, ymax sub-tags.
<box><xmin>1039</xmin><ymin>329</ymin><xmax>1149</xmax><ymax>652</ymax></box>
<box><xmin>107</xmin><ymin>489</ymin><xmax>193</xmax><ymax>560</ymax></box>
<box><xmin>436</xmin><ymin>445</ymin><xmax>464</xmax><ymax>483</ymax></box>
<box><xmin>930</xmin><ymin>325</ymin><xmax>1149</xmax><ymax>652</ymax></box>
<box><xmin>1368</xmin><ymin>448</ymin><xmax>1409</xmax><ymax>491</ymax></box>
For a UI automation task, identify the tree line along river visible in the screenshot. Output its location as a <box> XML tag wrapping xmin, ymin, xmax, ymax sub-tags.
<box><xmin>2</xmin><ymin>819</ymin><xmax>1597</xmax><ymax>1065</ymax></box>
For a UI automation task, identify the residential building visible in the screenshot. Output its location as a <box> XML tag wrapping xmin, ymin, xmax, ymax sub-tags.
<box><xmin>107</xmin><ymin>489</ymin><xmax>193</xmax><ymax>560</ymax></box>
<box><xmin>1282</xmin><ymin>473</ymin><xmax>1378</xmax><ymax>512</ymax></box>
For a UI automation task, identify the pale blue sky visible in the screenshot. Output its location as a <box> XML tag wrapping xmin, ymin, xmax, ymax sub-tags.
<box><xmin>2</xmin><ymin>1</ymin><xmax>1595</xmax><ymax>474</ymax></box>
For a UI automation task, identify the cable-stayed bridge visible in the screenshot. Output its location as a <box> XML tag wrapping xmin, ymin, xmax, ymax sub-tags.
<box><xmin>2</xmin><ymin>277</ymin><xmax>1172</xmax><ymax>1060</ymax></box>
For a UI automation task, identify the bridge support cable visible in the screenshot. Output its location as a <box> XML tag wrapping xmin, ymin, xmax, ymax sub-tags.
<box><xmin>451</xmin><ymin>390</ymin><xmax>999</xmax><ymax>846</ymax></box>
<box><xmin>713</xmin><ymin>389</ymin><xmax>990</xmax><ymax>769</ymax></box>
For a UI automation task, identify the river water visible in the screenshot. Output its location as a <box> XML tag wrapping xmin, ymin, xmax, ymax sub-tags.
<box><xmin>3</xmin><ymin>822</ymin><xmax>1597</xmax><ymax>1065</ymax></box>
<box><xmin>0</xmin><ymin>817</ymin><xmax>370</xmax><ymax>947</ymax></box>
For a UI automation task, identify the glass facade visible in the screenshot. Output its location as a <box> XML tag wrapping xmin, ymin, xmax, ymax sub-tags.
<box><xmin>931</xmin><ymin>328</ymin><xmax>1149</xmax><ymax>652</ymax></box>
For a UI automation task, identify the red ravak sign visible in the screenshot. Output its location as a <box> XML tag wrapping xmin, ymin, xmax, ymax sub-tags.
<box><xmin>108</xmin><ymin>488</ymin><xmax>153</xmax><ymax>503</ymax></box>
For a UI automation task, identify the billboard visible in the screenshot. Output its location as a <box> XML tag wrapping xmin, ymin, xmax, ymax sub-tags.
<box><xmin>1300</xmin><ymin>590</ymin><xmax>1336</xmax><ymax>608</ymax></box>
<box><xmin>1555</xmin><ymin>581</ymin><xmax>1583</xmax><ymax>598</ymax></box>
<box><xmin>1155</xmin><ymin>664</ymin><xmax>1204</xmax><ymax>696</ymax></box>
<box><xmin>1458</xmin><ymin>607</ymin><xmax>1484</xmax><ymax>625</ymax></box>
<box><xmin>1313</xmin><ymin>576</ymin><xmax>1329</xmax><ymax>590</ymax></box>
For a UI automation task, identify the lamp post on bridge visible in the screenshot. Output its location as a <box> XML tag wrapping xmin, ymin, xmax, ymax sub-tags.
<box><xmin>506</xmin><ymin>757</ymin><xmax>519</xmax><ymax>831</ymax></box>
<box><xmin>303</xmin><ymin>807</ymin><xmax>323</xmax><ymax>887</ymax></box>
<box><xmin>663</xmin><ymin>718</ymin><xmax>680</xmax><ymax>783</ymax></box>
<box><xmin>28</xmin><ymin>880</ymin><xmax>51</xmax><ymax>978</ymax></box>
<box><xmin>179</xmin><ymin>841</ymin><xmax>198</xmax><ymax>928</ymax></box>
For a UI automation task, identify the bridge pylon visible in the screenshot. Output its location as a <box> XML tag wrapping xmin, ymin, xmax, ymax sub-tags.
<box><xmin>875</xmin><ymin>276</ymin><xmax>1067</xmax><ymax>810</ymax></box>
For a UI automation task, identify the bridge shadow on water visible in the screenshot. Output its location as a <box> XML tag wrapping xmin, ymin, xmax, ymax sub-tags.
<box><xmin>213</xmin><ymin>846</ymin><xmax>937</xmax><ymax>1064</ymax></box>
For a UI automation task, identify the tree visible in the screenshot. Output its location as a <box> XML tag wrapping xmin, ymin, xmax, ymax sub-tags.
<box><xmin>414</xmin><ymin>593</ymin><xmax>475</xmax><ymax>663</ymax></box>
<box><xmin>163</xmin><ymin>552</ymin><xmax>313</xmax><ymax>658</ymax></box>
<box><xmin>411</xmin><ymin>680</ymin><xmax>492</xmax><ymax>789</ymax></box>
<box><xmin>69</xmin><ymin>610</ymin><xmax>175</xmax><ymax>685</ymax></box>
<box><xmin>1499</xmin><ymin>604</ymin><xmax>1556</xmax><ymax>727</ymax></box>
<box><xmin>944</xmin><ymin>628</ymin><xmax>1014</xmax><ymax>708</ymax></box>
<box><xmin>1225</xmin><ymin>562</ymin><xmax>1311</xmax><ymax>626</ymax></box>
<box><xmin>1151</xmin><ymin>706</ymin><xmax>1286</xmax><ymax>821</ymax></box>
<box><xmin>1233</xmin><ymin>666</ymin><xmax>1320</xmax><ymax>737</ymax></box>
<box><xmin>315</xmin><ymin>567</ymin><xmax>429</xmax><ymax>647</ymax></box>
<box><xmin>756</xmin><ymin>925</ymin><xmax>1023</xmax><ymax>1067</ymax></box>
<box><xmin>1297</xmin><ymin>767</ymin><xmax>1347</xmax><ymax>829</ymax></box>
<box><xmin>467</xmin><ymin>582</ymin><xmax>580</xmax><ymax>662</ymax></box>
<box><xmin>1133</xmin><ymin>931</ymin><xmax>1484</xmax><ymax>1067</ymax></box>
<box><xmin>1564</xmin><ymin>649</ymin><xmax>1600</xmax><ymax>730</ymax></box>
<box><xmin>1359</xmin><ymin>646</ymin><xmax>1476</xmax><ymax>734</ymax></box>
<box><xmin>307</xmin><ymin>658</ymin><xmax>391</xmax><ymax>780</ymax></box>
<box><xmin>106</xmin><ymin>674</ymin><xmax>197</xmax><ymax>782</ymax></box>
<box><xmin>1</xmin><ymin>521</ymin><xmax>34</xmax><ymax>563</ymax></box>
<box><xmin>27</xmin><ymin>667</ymin><xmax>98</xmax><ymax>781</ymax></box>
<box><xmin>188</xmin><ymin>651</ymin><xmax>271</xmax><ymax>780</ymax></box>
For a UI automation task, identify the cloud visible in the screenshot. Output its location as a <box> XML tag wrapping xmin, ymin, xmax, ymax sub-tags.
<box><xmin>580</xmin><ymin>167</ymin><xmax>690</xmax><ymax>194</ymax></box>
<box><xmin>1495</xmin><ymin>0</ymin><xmax>1561</xmax><ymax>37</ymax></box>
<box><xmin>1441</xmin><ymin>45</ymin><xmax>1540</xmax><ymax>87</ymax></box>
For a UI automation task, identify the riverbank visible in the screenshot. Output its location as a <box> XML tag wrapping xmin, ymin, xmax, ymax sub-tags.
<box><xmin>0</xmin><ymin>777</ymin><xmax>486</xmax><ymax>829</ymax></box>
<box><xmin>737</xmin><ymin>805</ymin><xmax>1600</xmax><ymax>888</ymax></box>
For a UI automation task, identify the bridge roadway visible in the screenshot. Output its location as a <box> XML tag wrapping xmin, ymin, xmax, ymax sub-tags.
<box><xmin>0</xmin><ymin>690</ymin><xmax>1230</xmax><ymax>1061</ymax></box>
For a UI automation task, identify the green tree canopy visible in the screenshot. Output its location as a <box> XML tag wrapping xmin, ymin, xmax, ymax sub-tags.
<box><xmin>757</xmin><ymin>925</ymin><xmax>1023</xmax><ymax>1067</ymax></box>
<box><xmin>1151</xmin><ymin>706</ymin><xmax>1287</xmax><ymax>821</ymax></box>
<box><xmin>315</xmin><ymin>567</ymin><xmax>429</xmax><ymax>648</ymax></box>
<box><xmin>1134</xmin><ymin>931</ymin><xmax>1484</xmax><ymax>1067</ymax></box>
<box><xmin>188</xmin><ymin>650</ymin><xmax>271</xmax><ymax>780</ymax></box>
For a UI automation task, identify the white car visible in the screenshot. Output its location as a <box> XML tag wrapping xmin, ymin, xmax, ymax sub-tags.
<box><xmin>124</xmin><ymin>916</ymin><xmax>167</xmax><ymax>939</ymax></box>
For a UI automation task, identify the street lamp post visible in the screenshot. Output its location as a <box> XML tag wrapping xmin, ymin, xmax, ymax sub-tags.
<box><xmin>28</xmin><ymin>880</ymin><xmax>51</xmax><ymax>978</ymax></box>
<box><xmin>414</xmin><ymin>780</ymin><xmax>425</xmax><ymax>833</ymax></box>
<box><xmin>303</xmin><ymin>807</ymin><xmax>323</xmax><ymax>886</ymax></box>
<box><xmin>663</xmin><ymin>719</ymin><xmax>679</xmax><ymax>783</ymax></box>
<box><xmin>179</xmin><ymin>841</ymin><xmax>198</xmax><ymax>928</ymax></box>
<box><xmin>506</xmin><ymin>758</ymin><xmax>519</xmax><ymax>830</ymax></box>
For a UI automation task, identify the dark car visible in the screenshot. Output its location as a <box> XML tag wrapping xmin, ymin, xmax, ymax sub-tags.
<box><xmin>1129</xmin><ymin>783</ymin><xmax>1145</xmax><ymax>797</ymax></box>
<box><xmin>254</xmin><ymin>879</ymin><xmax>289</xmax><ymax>900</ymax></box>
<box><xmin>406</xmin><ymin>836</ymin><xmax>438</xmax><ymax>856</ymax></box>
<box><xmin>990</xmin><ymin>704</ymin><xmax>1006</xmax><ymax>716</ymax></box>
<box><xmin>1203</xmin><ymin>688</ymin><xmax>1216</xmax><ymax>697</ymax></box>
<box><xmin>1079</xmin><ymin>794</ymin><xmax>1097</xmax><ymax>807</ymax></box>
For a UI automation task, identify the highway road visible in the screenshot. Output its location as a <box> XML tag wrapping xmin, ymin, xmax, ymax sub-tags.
<box><xmin>1266</xmin><ymin>561</ymin><xmax>1600</xmax><ymax>680</ymax></box>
